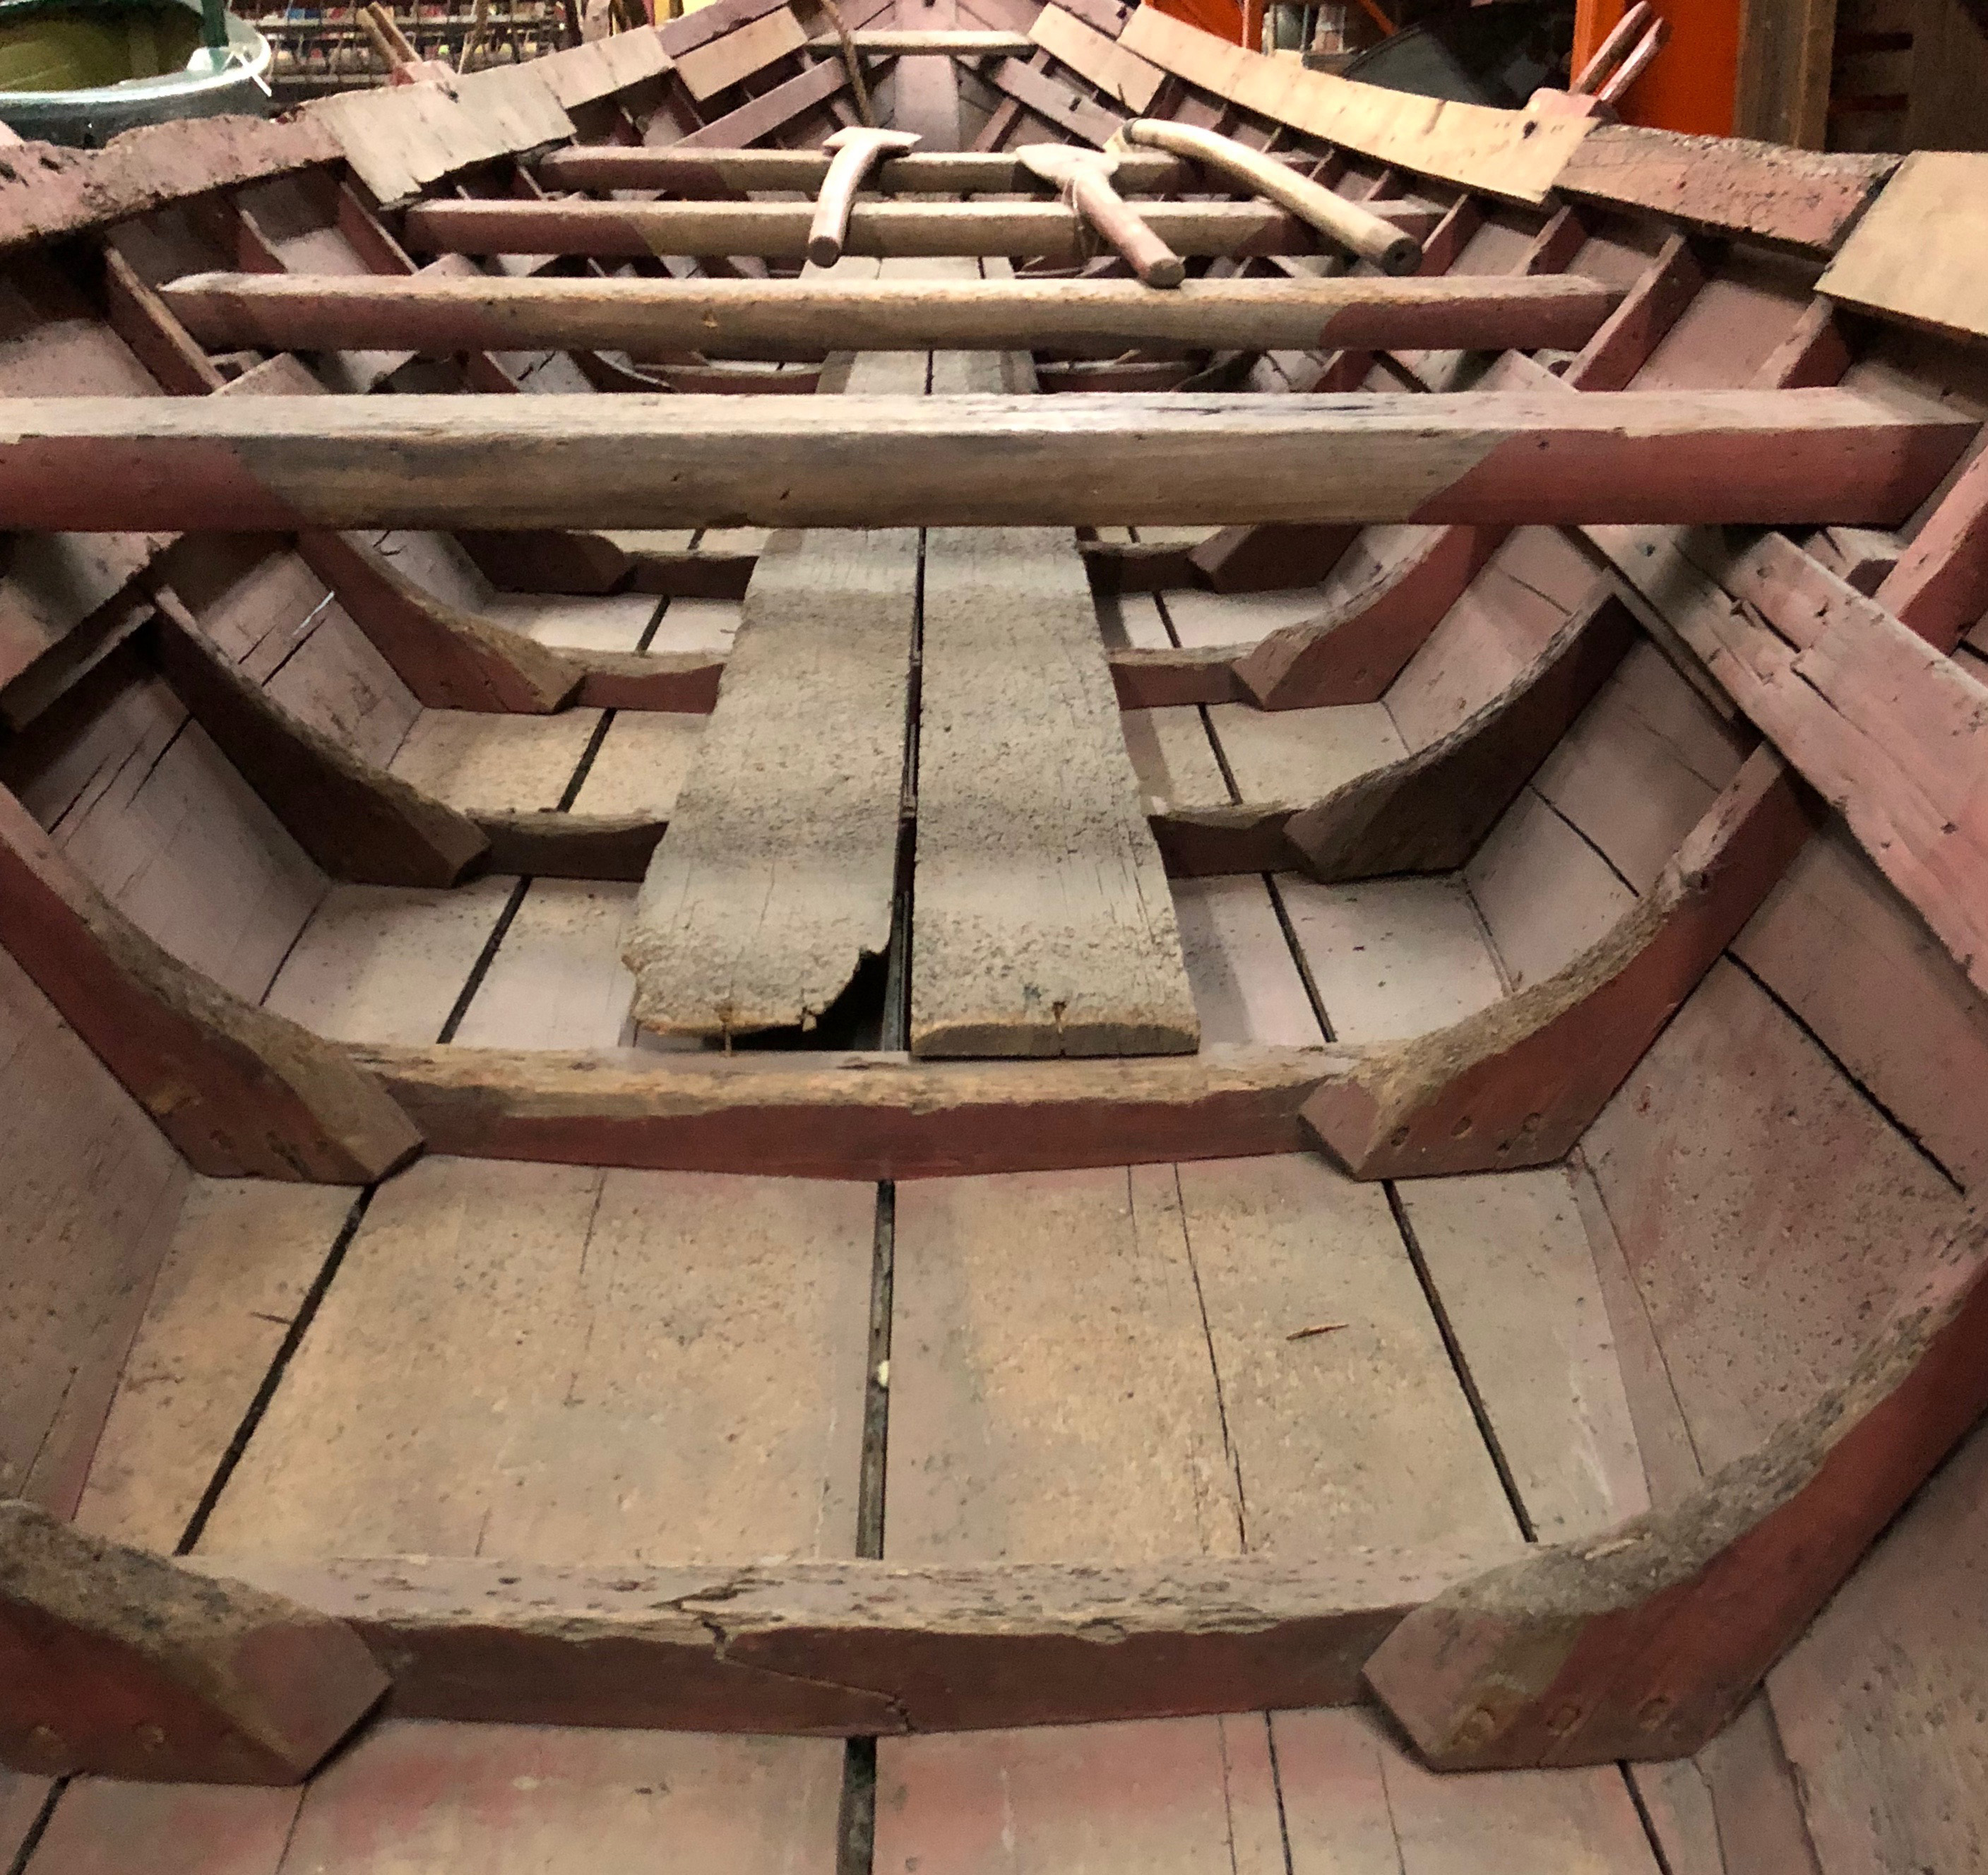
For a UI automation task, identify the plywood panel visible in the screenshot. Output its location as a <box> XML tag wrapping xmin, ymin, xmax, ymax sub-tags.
<box><xmin>260</xmin><ymin>877</ymin><xmax>516</xmax><ymax>1045</ymax></box>
<box><xmin>451</xmin><ymin>879</ymin><xmax>637</xmax><ymax>1050</ymax></box>
<box><xmin>73</xmin><ymin>1179</ymin><xmax>356</xmax><ymax>1553</ymax></box>
<box><xmin>197</xmin><ymin>1158</ymin><xmax>873</xmax><ymax>1564</ymax></box>
<box><xmin>1400</xmin><ymin>1169</ymin><xmax>1648</xmax><ymax>1542</ymax></box>
<box><xmin>887</xmin><ymin>1166</ymin><xmax>1244</xmax><ymax>1563</ymax></box>
<box><xmin>1584</xmin><ymin>959</ymin><xmax>1968</xmax><ymax>1473</ymax></box>
<box><xmin>1278</xmin><ymin>874</ymin><xmax>1506</xmax><ymax>1044</ymax></box>
<box><xmin>1172</xmin><ymin>876</ymin><xmax>1323</xmax><ymax>1048</ymax></box>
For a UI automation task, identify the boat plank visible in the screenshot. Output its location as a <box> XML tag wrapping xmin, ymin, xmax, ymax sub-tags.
<box><xmin>1819</xmin><ymin>150</ymin><xmax>1988</xmax><ymax>342</ymax></box>
<box><xmin>1172</xmin><ymin>876</ymin><xmax>1323</xmax><ymax>1049</ymax></box>
<box><xmin>385</xmin><ymin>709</ymin><xmax>605</xmax><ymax>816</ymax></box>
<box><xmin>451</xmin><ymin>879</ymin><xmax>637</xmax><ymax>1052</ymax></box>
<box><xmin>72</xmin><ymin>1179</ymin><xmax>356</xmax><ymax>1555</ymax></box>
<box><xmin>1583</xmin><ymin>958</ymin><xmax>1969</xmax><ymax>1475</ymax></box>
<box><xmin>1464</xmin><ymin>787</ymin><xmax>1636</xmax><ymax>994</ymax></box>
<box><xmin>1400</xmin><ymin>1167</ymin><xmax>1649</xmax><ymax>1542</ymax></box>
<box><xmin>912</xmin><ymin>525</ymin><xmax>1198</xmax><ymax>1057</ymax></box>
<box><xmin>887</xmin><ymin>1165</ymin><xmax>1244</xmax><ymax>1563</ymax></box>
<box><xmin>194</xmin><ymin>1157</ymin><xmax>874</xmax><ymax>1564</ymax></box>
<box><xmin>26</xmin><ymin>1780</ymin><xmax>298</xmax><ymax>1875</ymax></box>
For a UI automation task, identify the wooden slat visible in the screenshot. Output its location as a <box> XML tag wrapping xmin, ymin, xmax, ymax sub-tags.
<box><xmin>912</xmin><ymin>526</ymin><xmax>1198</xmax><ymax>1056</ymax></box>
<box><xmin>674</xmin><ymin>5</ymin><xmax>808</xmax><ymax>100</ymax></box>
<box><xmin>400</xmin><ymin>197</ymin><xmax>1364</xmax><ymax>259</ymax></box>
<box><xmin>162</xmin><ymin>271</ymin><xmax>1621</xmax><ymax>361</ymax></box>
<box><xmin>983</xmin><ymin>51</ymin><xmax>1126</xmax><ymax>145</ymax></box>
<box><xmin>3</xmin><ymin>390</ymin><xmax>1966</xmax><ymax>532</ymax></box>
<box><xmin>1028</xmin><ymin>1</ymin><xmax>1163</xmax><ymax>113</ymax></box>
<box><xmin>673</xmin><ymin>55</ymin><xmax>846</xmax><ymax>149</ymax></box>
<box><xmin>622</xmin><ymin>525</ymin><xmax>911</xmax><ymax>1040</ymax></box>
<box><xmin>1819</xmin><ymin>150</ymin><xmax>1988</xmax><ymax>343</ymax></box>
<box><xmin>1734</xmin><ymin>0</ymin><xmax>1839</xmax><ymax>150</ymax></box>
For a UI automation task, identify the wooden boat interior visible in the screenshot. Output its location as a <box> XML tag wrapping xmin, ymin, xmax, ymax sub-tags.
<box><xmin>2</xmin><ymin>4</ymin><xmax>1987</xmax><ymax>1869</ymax></box>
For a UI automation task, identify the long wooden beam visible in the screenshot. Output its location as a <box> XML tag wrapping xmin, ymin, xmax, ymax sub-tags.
<box><xmin>398</xmin><ymin>198</ymin><xmax>1437</xmax><ymax>261</ymax></box>
<box><xmin>347</xmin><ymin>1042</ymin><xmax>1341</xmax><ymax>1179</ymax></box>
<box><xmin>193</xmin><ymin>1544</ymin><xmax>1512</xmax><ymax>1735</ymax></box>
<box><xmin>0</xmin><ymin>391</ymin><xmax>1967</xmax><ymax>532</ymax></box>
<box><xmin>160</xmin><ymin>273</ymin><xmax>1623</xmax><ymax>362</ymax></box>
<box><xmin>533</xmin><ymin>144</ymin><xmax>1208</xmax><ymax>194</ymax></box>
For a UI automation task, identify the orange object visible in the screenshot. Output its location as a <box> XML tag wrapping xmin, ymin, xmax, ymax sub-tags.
<box><xmin>1147</xmin><ymin>0</ymin><xmax>1249</xmax><ymax>45</ymax></box>
<box><xmin>1572</xmin><ymin>0</ymin><xmax>1739</xmax><ymax>136</ymax></box>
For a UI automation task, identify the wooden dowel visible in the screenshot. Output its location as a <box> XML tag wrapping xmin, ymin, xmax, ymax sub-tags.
<box><xmin>0</xmin><ymin>390</ymin><xmax>1965</xmax><ymax>532</ymax></box>
<box><xmin>161</xmin><ymin>272</ymin><xmax>1624</xmax><ymax>360</ymax></box>
<box><xmin>805</xmin><ymin>28</ymin><xmax>1033</xmax><ymax>52</ymax></box>
<box><xmin>1123</xmin><ymin>118</ymin><xmax>1423</xmax><ymax>275</ymax></box>
<box><xmin>400</xmin><ymin>198</ymin><xmax>1422</xmax><ymax>261</ymax></box>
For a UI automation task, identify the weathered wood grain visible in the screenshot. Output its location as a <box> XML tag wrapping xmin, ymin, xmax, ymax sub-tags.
<box><xmin>0</xmin><ymin>391</ymin><xmax>1964</xmax><ymax>531</ymax></box>
<box><xmin>912</xmin><ymin>526</ymin><xmax>1197</xmax><ymax>1057</ymax></box>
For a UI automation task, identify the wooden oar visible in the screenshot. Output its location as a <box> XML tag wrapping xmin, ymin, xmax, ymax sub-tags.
<box><xmin>1120</xmin><ymin>118</ymin><xmax>1422</xmax><ymax>275</ymax></box>
<box><xmin>1016</xmin><ymin>145</ymin><xmax>1185</xmax><ymax>290</ymax></box>
<box><xmin>810</xmin><ymin>127</ymin><xmax>922</xmax><ymax>269</ymax></box>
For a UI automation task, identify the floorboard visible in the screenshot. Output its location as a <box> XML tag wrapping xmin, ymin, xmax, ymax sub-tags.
<box><xmin>1172</xmin><ymin>876</ymin><xmax>1325</xmax><ymax>1048</ymax></box>
<box><xmin>449</xmin><ymin>879</ymin><xmax>637</xmax><ymax>1050</ymax></box>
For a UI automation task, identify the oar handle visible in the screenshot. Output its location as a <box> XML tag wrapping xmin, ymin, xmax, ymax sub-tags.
<box><xmin>1069</xmin><ymin>170</ymin><xmax>1186</xmax><ymax>291</ymax></box>
<box><xmin>1125</xmin><ymin>118</ymin><xmax>1420</xmax><ymax>276</ymax></box>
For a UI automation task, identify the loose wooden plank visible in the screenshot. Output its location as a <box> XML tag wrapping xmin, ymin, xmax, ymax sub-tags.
<box><xmin>0</xmin><ymin>1499</ymin><xmax>384</xmax><ymax>1785</ymax></box>
<box><xmin>195</xmin><ymin>1157</ymin><xmax>873</xmax><ymax>1564</ymax></box>
<box><xmin>162</xmin><ymin>271</ymin><xmax>1621</xmax><ymax>361</ymax></box>
<box><xmin>201</xmin><ymin>1544</ymin><xmax>1506</xmax><ymax>1732</ymax></box>
<box><xmin>1364</xmin><ymin>1201</ymin><xmax>1988</xmax><ymax>1769</ymax></box>
<box><xmin>3</xmin><ymin>390</ymin><xmax>1965</xmax><ymax>532</ymax></box>
<box><xmin>0</xmin><ymin>785</ymin><xmax>420</xmax><ymax>1184</ymax></box>
<box><xmin>621</xmin><ymin>524</ymin><xmax>911</xmax><ymax>1040</ymax></box>
<box><xmin>912</xmin><ymin>527</ymin><xmax>1198</xmax><ymax>1057</ymax></box>
<box><xmin>347</xmin><ymin>1041</ymin><xmax>1342</xmax><ymax>1178</ymax></box>
<box><xmin>1558</xmin><ymin>124</ymin><xmax>1893</xmax><ymax>254</ymax></box>
<box><xmin>1819</xmin><ymin>150</ymin><xmax>1988</xmax><ymax>341</ymax></box>
<box><xmin>672</xmin><ymin>56</ymin><xmax>847</xmax><ymax>149</ymax></box>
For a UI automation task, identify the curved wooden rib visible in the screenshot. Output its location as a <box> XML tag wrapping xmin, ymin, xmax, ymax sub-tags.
<box><xmin>348</xmin><ymin>1042</ymin><xmax>1343</xmax><ymax>1179</ymax></box>
<box><xmin>1302</xmin><ymin>748</ymin><xmax>1820</xmax><ymax>1179</ymax></box>
<box><xmin>152</xmin><ymin>589</ymin><xmax>489</xmax><ymax>891</ymax></box>
<box><xmin>1283</xmin><ymin>585</ymin><xmax>1636</xmax><ymax>879</ymax></box>
<box><xmin>0</xmin><ymin>787</ymin><xmax>420</xmax><ymax>1183</ymax></box>
<box><xmin>1365</xmin><ymin>1204</ymin><xmax>1988</xmax><ymax>1766</ymax></box>
<box><xmin>0</xmin><ymin>1500</ymin><xmax>385</xmax><ymax>1785</ymax></box>
<box><xmin>193</xmin><ymin>1542</ymin><xmax>1513</xmax><ymax>1736</ymax></box>
<box><xmin>298</xmin><ymin>532</ymin><xmax>722</xmax><ymax>715</ymax></box>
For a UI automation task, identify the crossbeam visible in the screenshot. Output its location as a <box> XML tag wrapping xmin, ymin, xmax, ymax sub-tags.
<box><xmin>159</xmin><ymin>273</ymin><xmax>1623</xmax><ymax>360</ymax></box>
<box><xmin>532</xmin><ymin>145</ymin><xmax>1263</xmax><ymax>194</ymax></box>
<box><xmin>0</xmin><ymin>391</ymin><xmax>1965</xmax><ymax>531</ymax></box>
<box><xmin>398</xmin><ymin>198</ymin><xmax>1438</xmax><ymax>261</ymax></box>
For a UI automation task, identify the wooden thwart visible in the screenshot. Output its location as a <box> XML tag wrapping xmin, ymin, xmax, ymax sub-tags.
<box><xmin>3</xmin><ymin>391</ymin><xmax>1965</xmax><ymax>532</ymax></box>
<box><xmin>161</xmin><ymin>272</ymin><xmax>1620</xmax><ymax>360</ymax></box>
<box><xmin>534</xmin><ymin>145</ymin><xmax>1203</xmax><ymax>193</ymax></box>
<box><xmin>912</xmin><ymin>527</ymin><xmax>1198</xmax><ymax>1058</ymax></box>
<box><xmin>398</xmin><ymin>198</ymin><xmax>1420</xmax><ymax>261</ymax></box>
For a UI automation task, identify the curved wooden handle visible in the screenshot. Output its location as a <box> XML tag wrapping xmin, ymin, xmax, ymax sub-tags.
<box><xmin>1125</xmin><ymin>119</ymin><xmax>1421</xmax><ymax>277</ymax></box>
<box><xmin>1069</xmin><ymin>169</ymin><xmax>1186</xmax><ymax>291</ymax></box>
<box><xmin>808</xmin><ymin>131</ymin><xmax>919</xmax><ymax>270</ymax></box>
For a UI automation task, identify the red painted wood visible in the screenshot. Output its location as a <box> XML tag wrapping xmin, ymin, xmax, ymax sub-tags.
<box><xmin>1876</xmin><ymin>445</ymin><xmax>1988</xmax><ymax>652</ymax></box>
